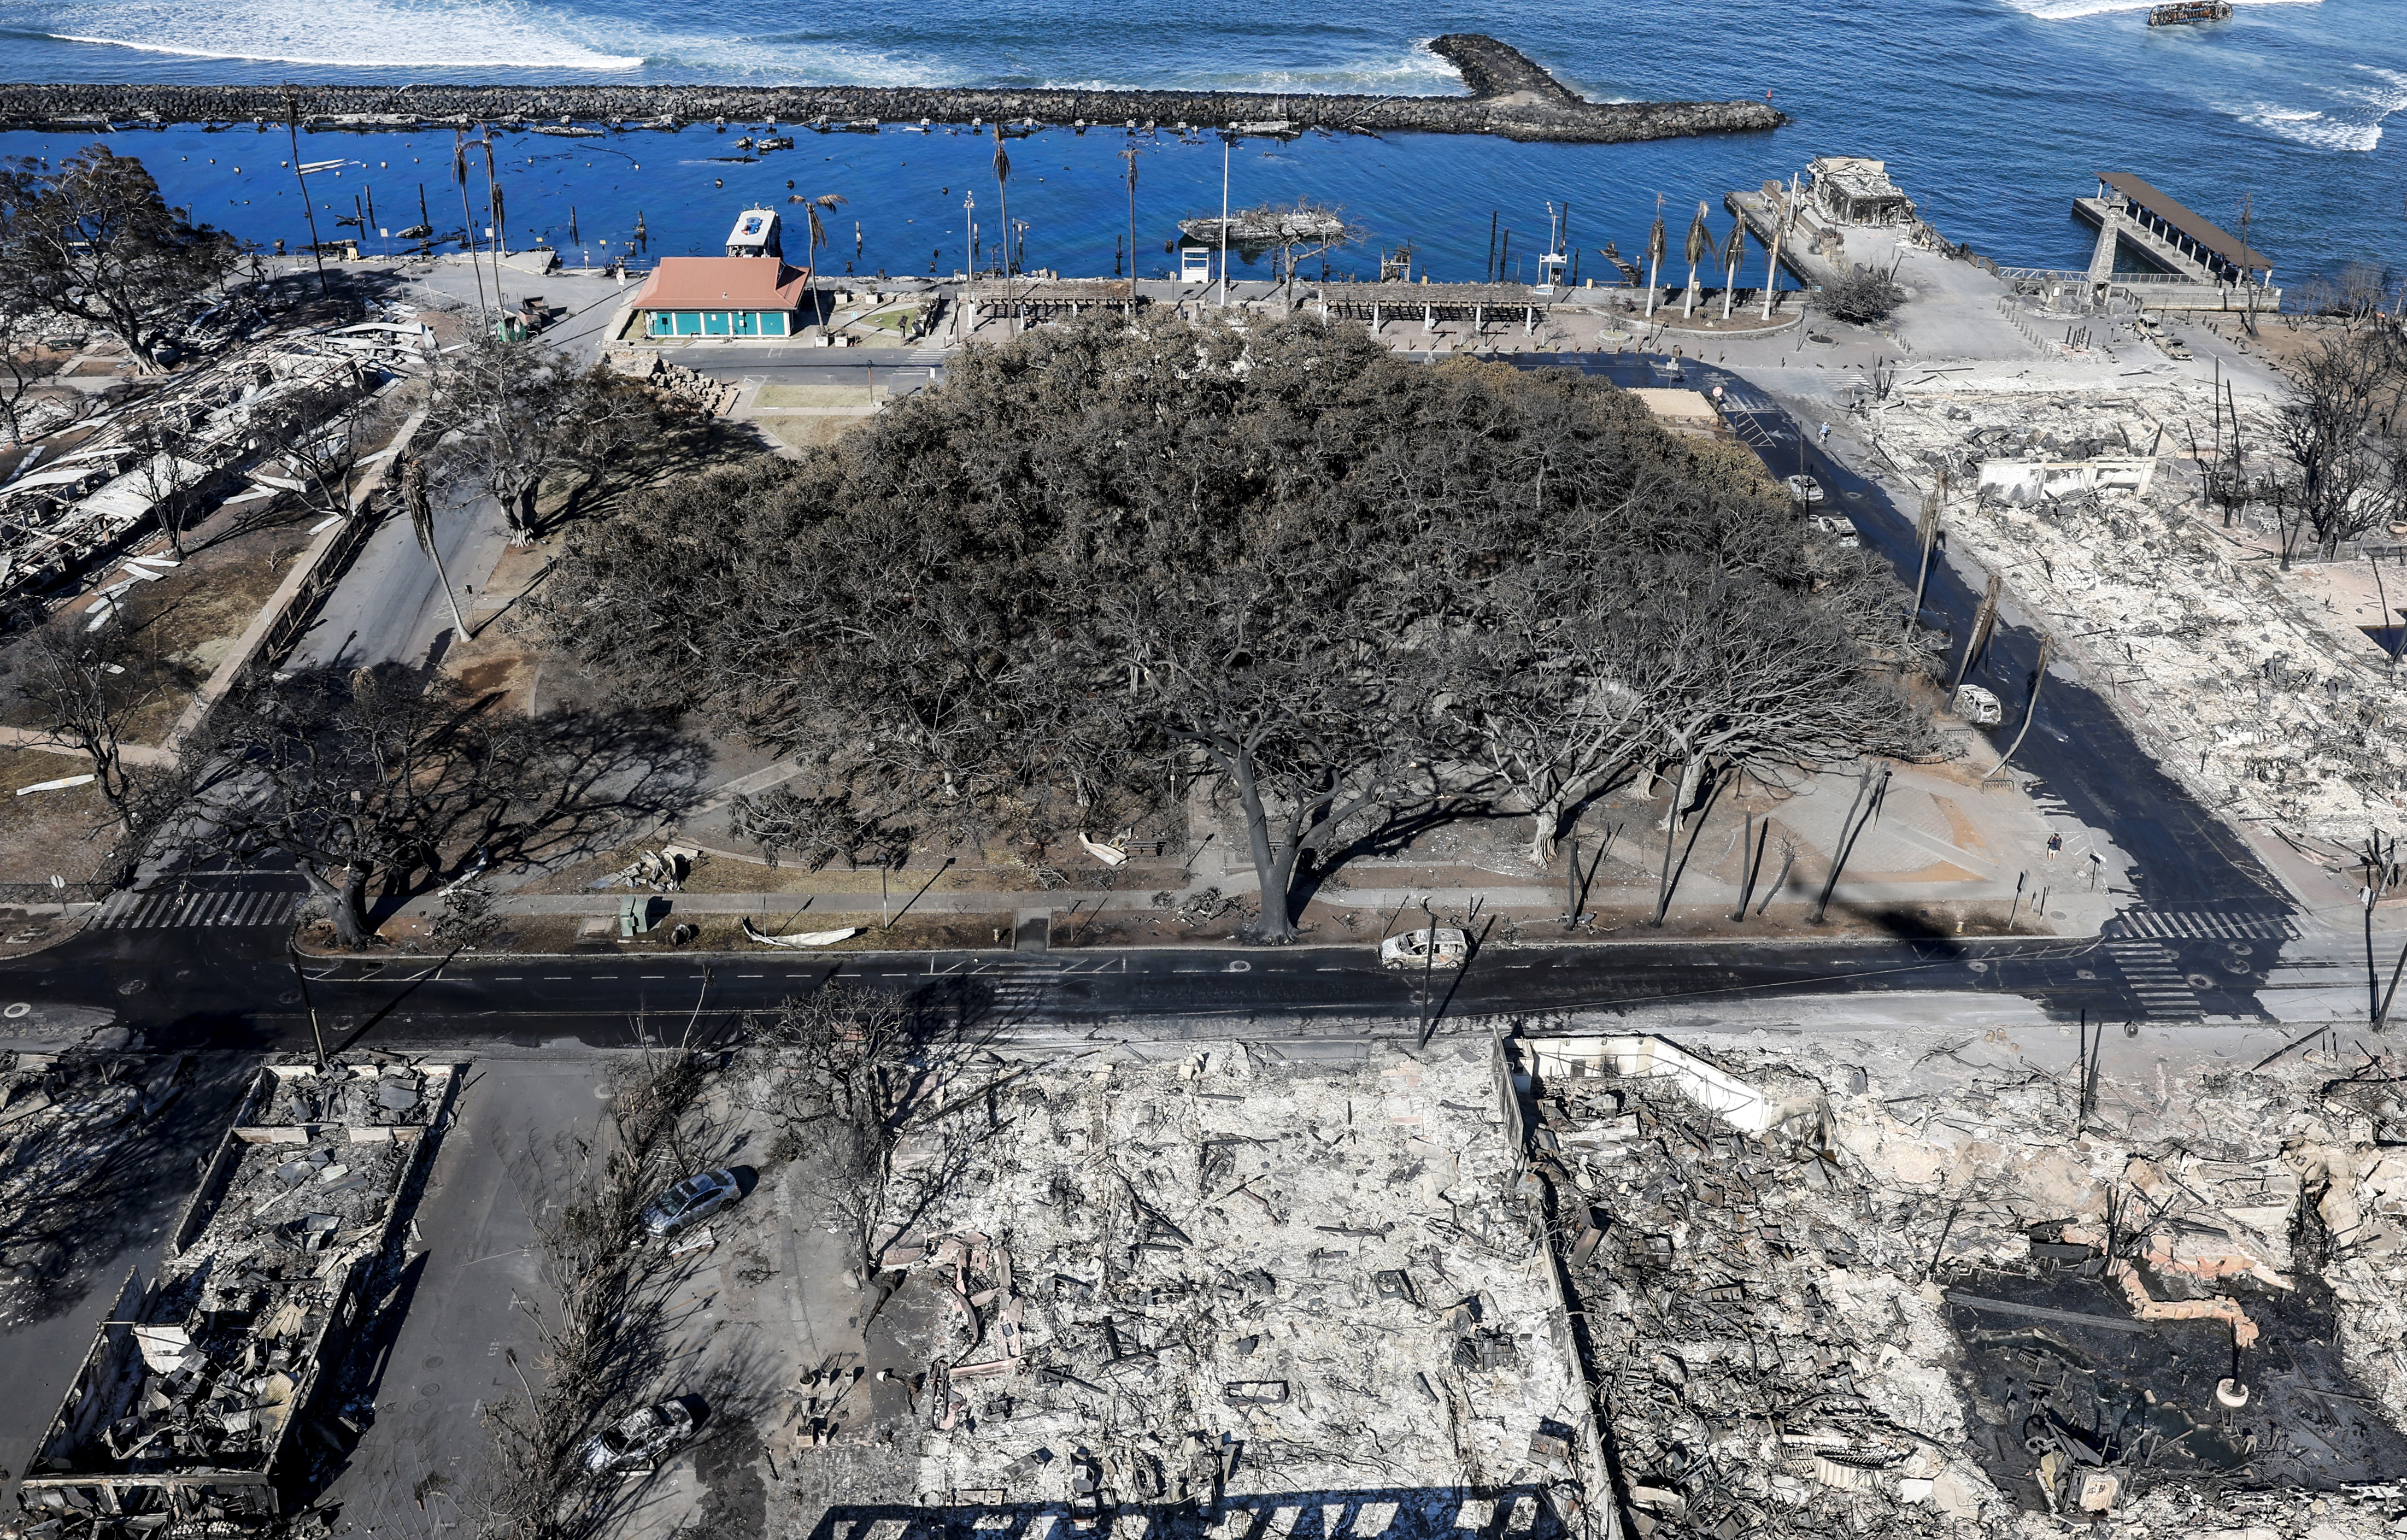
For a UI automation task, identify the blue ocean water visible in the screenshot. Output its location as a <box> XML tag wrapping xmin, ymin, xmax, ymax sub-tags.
<box><xmin>0</xmin><ymin>0</ymin><xmax>2400</xmax><ymax>291</ymax></box>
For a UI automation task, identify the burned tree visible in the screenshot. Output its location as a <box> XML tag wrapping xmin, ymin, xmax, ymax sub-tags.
<box><xmin>3</xmin><ymin>622</ymin><xmax>185</xmax><ymax>877</ymax></box>
<box><xmin>2273</xmin><ymin>326</ymin><xmax>2407</xmax><ymax>559</ymax></box>
<box><xmin>422</xmin><ymin>329</ymin><xmax>649</xmax><ymax>543</ymax></box>
<box><xmin>180</xmin><ymin>666</ymin><xmax>705</xmax><ymax>947</ymax></box>
<box><xmin>0</xmin><ymin>147</ymin><xmax>235</xmax><ymax>369</ymax></box>
<box><xmin>1821</xmin><ymin>261</ymin><xmax>1906</xmax><ymax>325</ymax></box>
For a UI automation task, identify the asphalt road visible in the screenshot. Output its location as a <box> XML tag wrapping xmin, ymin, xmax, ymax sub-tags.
<box><xmin>1509</xmin><ymin>352</ymin><xmax>2292</xmax><ymax>914</ymax></box>
<box><xmin>0</xmin><ymin>872</ymin><xmax>2310</xmax><ymax>1052</ymax></box>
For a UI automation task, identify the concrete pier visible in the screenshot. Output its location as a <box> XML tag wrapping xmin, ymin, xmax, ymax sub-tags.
<box><xmin>0</xmin><ymin>35</ymin><xmax>1786</xmax><ymax>145</ymax></box>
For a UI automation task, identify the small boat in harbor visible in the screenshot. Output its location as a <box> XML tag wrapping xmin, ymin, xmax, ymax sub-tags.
<box><xmin>2147</xmin><ymin>1</ymin><xmax>2232</xmax><ymax>24</ymax></box>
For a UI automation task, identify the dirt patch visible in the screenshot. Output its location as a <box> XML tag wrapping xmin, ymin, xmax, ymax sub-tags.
<box><xmin>0</xmin><ymin>505</ymin><xmax>321</xmax><ymax>748</ymax></box>
<box><xmin>757</xmin><ymin>415</ymin><xmax>874</xmax><ymax>451</ymax></box>
<box><xmin>0</xmin><ymin>745</ymin><xmax>120</xmax><ymax>885</ymax></box>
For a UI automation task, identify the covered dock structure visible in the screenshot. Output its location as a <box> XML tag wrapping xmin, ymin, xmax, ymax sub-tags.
<box><xmin>2073</xmin><ymin>173</ymin><xmax>2275</xmax><ymax>287</ymax></box>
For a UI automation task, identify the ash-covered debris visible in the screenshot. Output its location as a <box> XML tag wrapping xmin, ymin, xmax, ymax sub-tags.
<box><xmin>830</xmin><ymin>1041</ymin><xmax>1600</xmax><ymax>1532</ymax></box>
<box><xmin>16</xmin><ymin>1060</ymin><xmax>456</xmax><ymax>1537</ymax></box>
<box><xmin>1516</xmin><ymin>1028</ymin><xmax>2407</xmax><ymax>1537</ymax></box>
<box><xmin>1866</xmin><ymin>379</ymin><xmax>2407</xmax><ymax>849</ymax></box>
<box><xmin>255</xmin><ymin>1056</ymin><xmax>436</xmax><ymax>1126</ymax></box>
<box><xmin>0</xmin><ymin>309</ymin><xmax>422</xmax><ymax>614</ymax></box>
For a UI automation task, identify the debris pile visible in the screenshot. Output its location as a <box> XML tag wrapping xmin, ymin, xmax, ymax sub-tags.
<box><xmin>1870</xmin><ymin>380</ymin><xmax>2407</xmax><ymax>845</ymax></box>
<box><xmin>0</xmin><ymin>322</ymin><xmax>411</xmax><ymax>609</ymax></box>
<box><xmin>16</xmin><ymin>1060</ymin><xmax>455</xmax><ymax>1537</ymax></box>
<box><xmin>853</xmin><ymin>1042</ymin><xmax>1600</xmax><ymax>1527</ymax></box>
<box><xmin>1520</xmin><ymin>1027</ymin><xmax>2407</xmax><ymax>1536</ymax></box>
<box><xmin>635</xmin><ymin>356</ymin><xmax>741</xmax><ymax>414</ymax></box>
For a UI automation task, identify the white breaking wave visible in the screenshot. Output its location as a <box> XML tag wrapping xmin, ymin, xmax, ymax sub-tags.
<box><xmin>2235</xmin><ymin>66</ymin><xmax>2407</xmax><ymax>152</ymax></box>
<box><xmin>28</xmin><ymin>0</ymin><xmax>642</xmax><ymax>68</ymax></box>
<box><xmin>1997</xmin><ymin>0</ymin><xmax>2318</xmax><ymax>19</ymax></box>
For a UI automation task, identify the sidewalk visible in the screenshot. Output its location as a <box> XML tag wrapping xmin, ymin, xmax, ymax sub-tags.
<box><xmin>349</xmin><ymin>737</ymin><xmax>2114</xmax><ymax>956</ymax></box>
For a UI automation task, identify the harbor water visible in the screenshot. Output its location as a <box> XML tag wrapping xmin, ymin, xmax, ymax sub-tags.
<box><xmin>0</xmin><ymin>0</ymin><xmax>2400</xmax><ymax>290</ymax></box>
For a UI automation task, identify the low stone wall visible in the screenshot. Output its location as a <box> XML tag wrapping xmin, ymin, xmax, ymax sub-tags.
<box><xmin>0</xmin><ymin>36</ymin><xmax>1787</xmax><ymax>146</ymax></box>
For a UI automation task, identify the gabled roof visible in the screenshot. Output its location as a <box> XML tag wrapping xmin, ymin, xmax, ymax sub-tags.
<box><xmin>630</xmin><ymin>256</ymin><xmax>808</xmax><ymax>310</ymax></box>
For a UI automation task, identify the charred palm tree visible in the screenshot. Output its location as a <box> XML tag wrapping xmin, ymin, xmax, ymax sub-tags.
<box><xmin>1645</xmin><ymin>196</ymin><xmax>1666</xmax><ymax>320</ymax></box>
<box><xmin>796</xmin><ymin>193</ymin><xmax>846</xmax><ymax>328</ymax></box>
<box><xmin>1682</xmin><ymin>201</ymin><xmax>1711</xmax><ymax>320</ymax></box>
<box><xmin>451</xmin><ymin>131</ymin><xmax>488</xmax><ymax>319</ymax></box>
<box><xmin>1721</xmin><ymin>215</ymin><xmax>1747</xmax><ymax>320</ymax></box>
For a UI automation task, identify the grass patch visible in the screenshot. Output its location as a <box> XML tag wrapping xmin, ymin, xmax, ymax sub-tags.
<box><xmin>755</xmin><ymin>384</ymin><xmax>882</xmax><ymax>409</ymax></box>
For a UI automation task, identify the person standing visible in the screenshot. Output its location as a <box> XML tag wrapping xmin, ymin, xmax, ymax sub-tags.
<box><xmin>2046</xmin><ymin>832</ymin><xmax>2063</xmax><ymax>864</ymax></box>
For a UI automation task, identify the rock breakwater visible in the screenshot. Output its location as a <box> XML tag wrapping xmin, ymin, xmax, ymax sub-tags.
<box><xmin>0</xmin><ymin>35</ymin><xmax>1786</xmax><ymax>145</ymax></box>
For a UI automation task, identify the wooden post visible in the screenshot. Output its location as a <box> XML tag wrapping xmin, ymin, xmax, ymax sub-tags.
<box><xmin>1908</xmin><ymin>478</ymin><xmax>1944</xmax><ymax>638</ymax></box>
<box><xmin>1984</xmin><ymin>635</ymin><xmax>2054</xmax><ymax>785</ymax></box>
<box><xmin>1952</xmin><ymin>572</ymin><xmax>2002</xmax><ymax>692</ymax></box>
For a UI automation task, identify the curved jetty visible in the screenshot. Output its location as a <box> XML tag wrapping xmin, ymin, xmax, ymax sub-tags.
<box><xmin>0</xmin><ymin>36</ymin><xmax>1786</xmax><ymax>145</ymax></box>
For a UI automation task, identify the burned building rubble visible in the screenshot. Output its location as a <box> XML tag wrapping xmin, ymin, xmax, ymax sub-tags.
<box><xmin>1515</xmin><ymin>1028</ymin><xmax>2407</xmax><ymax>1538</ymax></box>
<box><xmin>0</xmin><ymin>319</ymin><xmax>426</xmax><ymax>612</ymax></box>
<box><xmin>1862</xmin><ymin>379</ymin><xmax>2407</xmax><ymax>853</ymax></box>
<box><xmin>16</xmin><ymin>1059</ymin><xmax>456</xmax><ymax>1537</ymax></box>
<box><xmin>846</xmin><ymin>1041</ymin><xmax>1608</xmax><ymax>1535</ymax></box>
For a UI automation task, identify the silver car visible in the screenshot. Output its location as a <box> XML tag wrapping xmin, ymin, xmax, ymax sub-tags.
<box><xmin>579</xmin><ymin>1401</ymin><xmax>694</xmax><ymax>1475</ymax></box>
<box><xmin>1786</xmin><ymin>474</ymin><xmax>1825</xmax><ymax>506</ymax></box>
<box><xmin>640</xmin><ymin>1169</ymin><xmax>739</xmax><ymax>1239</ymax></box>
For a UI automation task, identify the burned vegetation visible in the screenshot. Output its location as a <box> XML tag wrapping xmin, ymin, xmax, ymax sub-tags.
<box><xmin>537</xmin><ymin>310</ymin><xmax>1933</xmax><ymax>943</ymax></box>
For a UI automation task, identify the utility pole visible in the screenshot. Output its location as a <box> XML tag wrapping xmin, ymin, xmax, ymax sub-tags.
<box><xmin>287</xmin><ymin>940</ymin><xmax>328</xmax><ymax>1068</ymax></box>
<box><xmin>962</xmin><ymin>189</ymin><xmax>974</xmax><ymax>279</ymax></box>
<box><xmin>281</xmin><ymin>89</ymin><xmax>330</xmax><ymax>300</ymax></box>
<box><xmin>1122</xmin><ymin>143</ymin><xmax>1140</xmax><ymax>299</ymax></box>
<box><xmin>1218</xmin><ymin>133</ymin><xmax>1231</xmax><ymax>309</ymax></box>
<box><xmin>1909</xmin><ymin>472</ymin><xmax>1945</xmax><ymax>639</ymax></box>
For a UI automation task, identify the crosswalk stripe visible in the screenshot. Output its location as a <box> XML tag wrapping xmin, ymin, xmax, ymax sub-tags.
<box><xmin>2109</xmin><ymin>910</ymin><xmax>2294</xmax><ymax>941</ymax></box>
<box><xmin>91</xmin><ymin>888</ymin><xmax>305</xmax><ymax>929</ymax></box>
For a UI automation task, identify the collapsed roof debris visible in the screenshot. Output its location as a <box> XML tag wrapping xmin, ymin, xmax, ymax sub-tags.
<box><xmin>0</xmin><ymin>319</ymin><xmax>428</xmax><ymax>608</ymax></box>
<box><xmin>1516</xmin><ymin>1028</ymin><xmax>2407</xmax><ymax>1537</ymax></box>
<box><xmin>17</xmin><ymin>1059</ymin><xmax>456</xmax><ymax>1538</ymax></box>
<box><xmin>847</xmin><ymin>1041</ymin><xmax>1604</xmax><ymax>1533</ymax></box>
